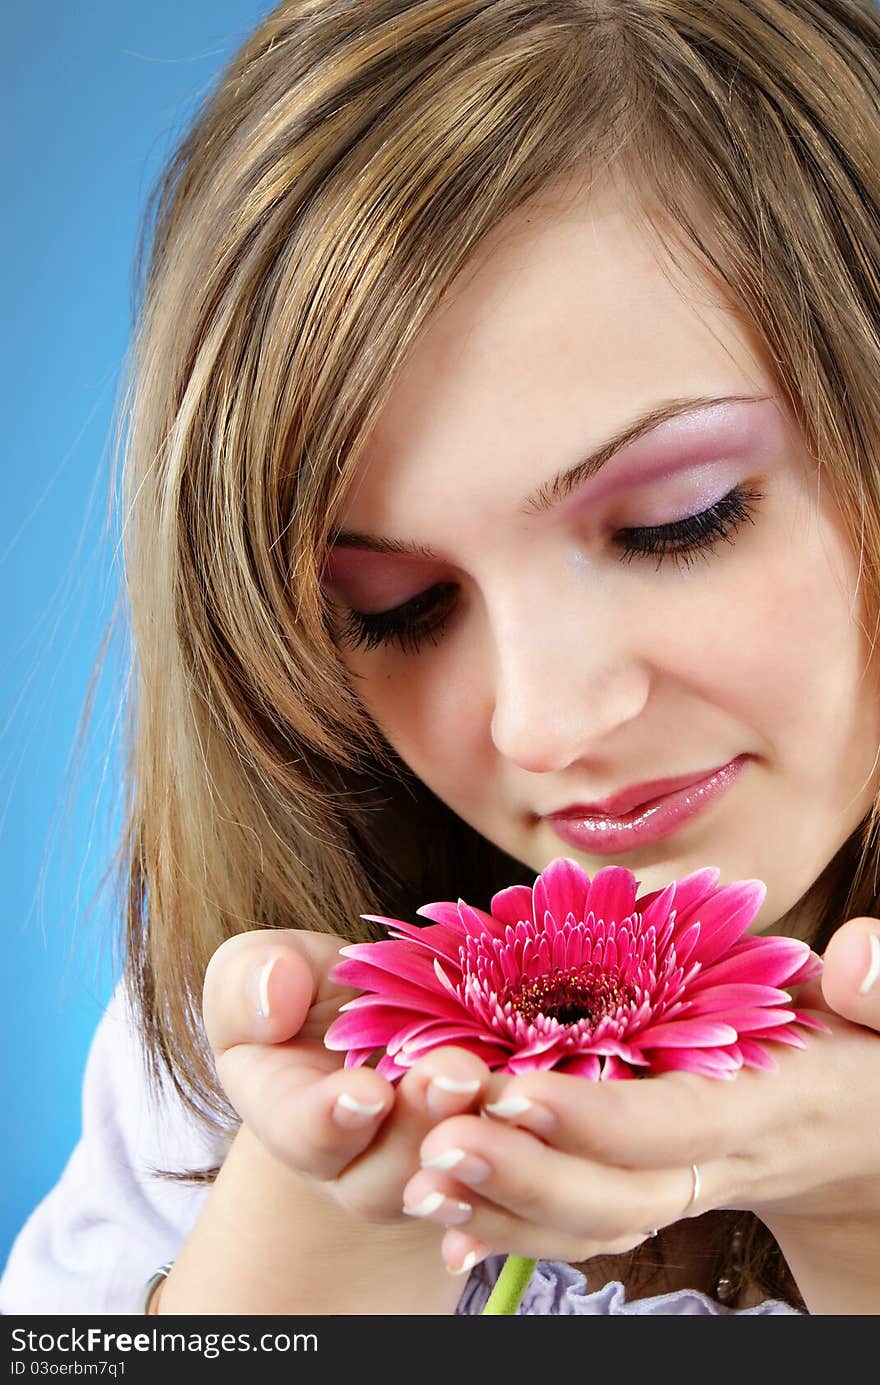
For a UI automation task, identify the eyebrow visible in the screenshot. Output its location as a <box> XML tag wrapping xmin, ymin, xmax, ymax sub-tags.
<box><xmin>330</xmin><ymin>393</ymin><xmax>768</xmax><ymax>558</ymax></box>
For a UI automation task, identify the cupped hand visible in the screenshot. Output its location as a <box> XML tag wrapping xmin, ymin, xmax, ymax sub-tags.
<box><xmin>399</xmin><ymin>918</ymin><xmax>880</xmax><ymax>1291</ymax></box>
<box><xmin>201</xmin><ymin>929</ymin><xmax>493</xmax><ymax>1228</ymax></box>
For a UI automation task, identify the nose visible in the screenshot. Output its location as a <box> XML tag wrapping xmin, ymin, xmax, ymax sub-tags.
<box><xmin>488</xmin><ymin>585</ymin><xmax>651</xmax><ymax>774</ymax></box>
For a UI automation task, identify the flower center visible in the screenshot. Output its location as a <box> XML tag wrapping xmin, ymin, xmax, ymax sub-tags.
<box><xmin>504</xmin><ymin>965</ymin><xmax>632</xmax><ymax>1028</ymax></box>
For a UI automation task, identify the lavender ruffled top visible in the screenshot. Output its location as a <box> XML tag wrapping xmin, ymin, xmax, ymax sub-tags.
<box><xmin>456</xmin><ymin>1255</ymin><xmax>803</xmax><ymax>1315</ymax></box>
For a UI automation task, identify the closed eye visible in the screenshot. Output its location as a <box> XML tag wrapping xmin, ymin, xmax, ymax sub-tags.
<box><xmin>332</xmin><ymin>483</ymin><xmax>763</xmax><ymax>657</ymax></box>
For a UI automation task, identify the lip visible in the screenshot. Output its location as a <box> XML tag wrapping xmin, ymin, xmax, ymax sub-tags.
<box><xmin>545</xmin><ymin>755</ymin><xmax>749</xmax><ymax>855</ymax></box>
<box><xmin>548</xmin><ymin>762</ymin><xmax>733</xmax><ymax>819</ymax></box>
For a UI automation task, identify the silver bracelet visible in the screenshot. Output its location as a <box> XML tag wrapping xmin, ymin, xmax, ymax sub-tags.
<box><xmin>140</xmin><ymin>1261</ymin><xmax>174</xmax><ymax>1314</ymax></box>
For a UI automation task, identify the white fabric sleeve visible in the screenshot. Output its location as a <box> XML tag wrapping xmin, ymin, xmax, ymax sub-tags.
<box><xmin>0</xmin><ymin>977</ymin><xmax>232</xmax><ymax>1314</ymax></box>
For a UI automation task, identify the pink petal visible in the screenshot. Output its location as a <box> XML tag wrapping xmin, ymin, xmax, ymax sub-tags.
<box><xmin>551</xmin><ymin>928</ymin><xmax>569</xmax><ymax>970</ymax></box>
<box><xmin>375</xmin><ymin>914</ymin><xmax>464</xmax><ymax>966</ymax></box>
<box><xmin>686</xmin><ymin>882</ymin><xmax>768</xmax><ymax>966</ymax></box>
<box><xmin>432</xmin><ymin>958</ymin><xmax>460</xmax><ymax>999</ymax></box>
<box><xmin>334</xmin><ymin>940</ymin><xmax>457</xmax><ymax>991</ymax></box>
<box><xmin>584</xmin><ymin>1038</ymin><xmax>649</xmax><ymax>1064</ymax></box>
<box><xmin>704</xmin><ymin>1007</ymin><xmax>796</xmax><ymax>1033</ymax></box>
<box><xmin>643</xmin><ymin>866</ymin><xmax>719</xmax><ymax>921</ymax></box>
<box><xmin>376</xmin><ymin>1054</ymin><xmax>410</xmax><ymax>1079</ymax></box>
<box><xmin>639</xmin><ymin>882</ymin><xmax>676</xmax><ymax>932</ymax></box>
<box><xmin>396</xmin><ymin>1021</ymin><xmax>506</xmax><ymax>1057</ymax></box>
<box><xmin>340</xmin><ymin>1047</ymin><xmax>375</xmax><ymax>1069</ymax></box>
<box><xmin>636</xmin><ymin>1016</ymin><xmax>739</xmax><ymax>1048</ymax></box>
<box><xmin>791</xmin><ymin>1009</ymin><xmax>831</xmax><ymax>1033</ymax></box>
<box><xmin>646</xmin><ymin>1046</ymin><xmax>741</xmax><ymax>1078</ymax></box>
<box><xmin>324</xmin><ymin>1008</ymin><xmax>411</xmax><ymax>1050</ymax></box>
<box><xmin>356</xmin><ymin>911</ymin><xmax>414</xmax><ymax>932</ymax></box>
<box><xmin>750</xmin><ymin>1025</ymin><xmax>807</xmax><ymax>1048</ymax></box>
<box><xmin>458</xmin><ymin>900</ymin><xmax>506</xmax><ymax>939</ymax></box>
<box><xmin>532</xmin><ymin>857</ymin><xmax>592</xmax><ymax>926</ymax></box>
<box><xmin>737</xmin><ymin>1038</ymin><xmax>779</xmax><ymax>1072</ymax></box>
<box><xmin>585</xmin><ymin>865</ymin><xmax>642</xmax><ymax>925</ymax></box>
<box><xmin>557</xmin><ymin>1053</ymin><xmax>602</xmax><ymax>1080</ymax></box>
<box><xmin>598</xmin><ymin>1055</ymin><xmax>635</xmax><ymax>1080</ymax></box>
<box><xmin>683</xmin><ymin>983</ymin><xmax>794</xmax><ymax>1014</ymax></box>
<box><xmin>386</xmin><ymin>1014</ymin><xmax>467</xmax><ymax>1055</ymax></box>
<box><xmin>669</xmin><ymin>920</ymin><xmax>703</xmax><ymax>969</ymax></box>
<box><xmin>786</xmin><ymin>950</ymin><xmax>824</xmax><ymax>986</ymax></box>
<box><xmin>508</xmin><ymin>1047</ymin><xmax>567</xmax><ymax>1073</ymax></box>
<box><xmin>332</xmin><ymin>978</ymin><xmax>465</xmax><ymax>1020</ymax></box>
<box><xmin>410</xmin><ymin>901</ymin><xmax>463</xmax><ymax>929</ymax></box>
<box><xmin>490</xmin><ymin>883</ymin><xmax>538</xmax><ymax>927</ymax></box>
<box><xmin>508</xmin><ymin>1032</ymin><xmax>567</xmax><ymax>1062</ymax></box>
<box><xmin>688</xmin><ymin>936</ymin><xmax>815</xmax><ymax>990</ymax></box>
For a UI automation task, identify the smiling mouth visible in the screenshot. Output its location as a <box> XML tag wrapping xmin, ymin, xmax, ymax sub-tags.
<box><xmin>541</xmin><ymin>755</ymin><xmax>749</xmax><ymax>854</ymax></box>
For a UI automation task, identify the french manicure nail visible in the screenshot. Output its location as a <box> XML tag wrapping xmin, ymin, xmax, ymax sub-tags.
<box><xmin>402</xmin><ymin>1192</ymin><xmax>472</xmax><ymax>1225</ymax></box>
<box><xmin>858</xmin><ymin>932</ymin><xmax>880</xmax><ymax>995</ymax></box>
<box><xmin>421</xmin><ymin>1147</ymin><xmax>467</xmax><ymax>1171</ymax></box>
<box><xmin>431</xmin><ymin>1076</ymin><xmax>482</xmax><ymax>1095</ymax></box>
<box><xmin>447</xmin><ymin>1247</ymin><xmax>486</xmax><ymax>1276</ymax></box>
<box><xmin>421</xmin><ymin>1148</ymin><xmax>492</xmax><ymax>1183</ymax></box>
<box><xmin>332</xmin><ymin>1093</ymin><xmax>387</xmax><ymax>1130</ymax></box>
<box><xmin>484</xmin><ymin>1095</ymin><xmax>533</xmax><ymax>1117</ymax></box>
<box><xmin>483</xmin><ymin>1094</ymin><xmax>556</xmax><ymax>1134</ymax></box>
<box><xmin>426</xmin><ymin>1075</ymin><xmax>482</xmax><ymax>1118</ymax></box>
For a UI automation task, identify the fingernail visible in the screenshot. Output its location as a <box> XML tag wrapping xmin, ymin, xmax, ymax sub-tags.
<box><xmin>858</xmin><ymin>932</ymin><xmax>880</xmax><ymax>995</ymax></box>
<box><xmin>402</xmin><ymin>1192</ymin><xmax>472</xmax><ymax>1225</ymax></box>
<box><xmin>484</xmin><ymin>1095</ymin><xmax>533</xmax><ymax>1117</ymax></box>
<box><xmin>431</xmin><ymin>1076</ymin><xmax>482</xmax><ymax>1094</ymax></box>
<box><xmin>332</xmin><ymin>1093</ymin><xmax>387</xmax><ymax>1130</ymax></box>
<box><xmin>446</xmin><ymin>1245</ymin><xmax>490</xmax><ymax>1275</ymax></box>
<box><xmin>251</xmin><ymin>957</ymin><xmax>279</xmax><ymax>1019</ymax></box>
<box><xmin>483</xmin><ymin>1094</ymin><xmax>556</xmax><ymax>1134</ymax></box>
<box><xmin>426</xmin><ymin>1075</ymin><xmax>481</xmax><ymax>1118</ymax></box>
<box><xmin>421</xmin><ymin>1148</ymin><xmax>492</xmax><ymax>1184</ymax></box>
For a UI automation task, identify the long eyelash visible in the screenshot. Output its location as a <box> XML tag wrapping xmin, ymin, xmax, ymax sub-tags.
<box><xmin>335</xmin><ymin>483</ymin><xmax>764</xmax><ymax>656</ymax></box>
<box><xmin>336</xmin><ymin>582</ymin><xmax>458</xmax><ymax>656</ymax></box>
<box><xmin>616</xmin><ymin>484</ymin><xmax>764</xmax><ymax>570</ymax></box>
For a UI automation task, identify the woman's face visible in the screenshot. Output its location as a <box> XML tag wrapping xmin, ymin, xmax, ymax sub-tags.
<box><xmin>322</xmin><ymin>180</ymin><xmax>880</xmax><ymax>931</ymax></box>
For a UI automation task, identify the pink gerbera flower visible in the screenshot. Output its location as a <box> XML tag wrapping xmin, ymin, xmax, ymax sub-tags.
<box><xmin>324</xmin><ymin>858</ymin><xmax>824</xmax><ymax>1080</ymax></box>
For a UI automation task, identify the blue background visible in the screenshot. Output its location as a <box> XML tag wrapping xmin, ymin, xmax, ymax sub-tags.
<box><xmin>2</xmin><ymin>1</ymin><xmax>271</xmax><ymax>1272</ymax></box>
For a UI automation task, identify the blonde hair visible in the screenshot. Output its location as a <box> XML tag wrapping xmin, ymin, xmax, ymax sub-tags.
<box><xmin>107</xmin><ymin>0</ymin><xmax>880</xmax><ymax>1307</ymax></box>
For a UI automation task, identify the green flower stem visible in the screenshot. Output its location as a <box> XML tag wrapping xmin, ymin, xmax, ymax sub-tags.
<box><xmin>481</xmin><ymin>1254</ymin><xmax>538</xmax><ymax>1315</ymax></box>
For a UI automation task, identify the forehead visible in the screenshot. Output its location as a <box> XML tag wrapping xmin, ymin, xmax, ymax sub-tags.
<box><xmin>342</xmin><ymin>179</ymin><xmax>771</xmax><ymax>537</ymax></box>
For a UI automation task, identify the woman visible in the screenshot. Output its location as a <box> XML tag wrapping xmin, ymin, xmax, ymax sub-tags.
<box><xmin>3</xmin><ymin>0</ymin><xmax>880</xmax><ymax>1314</ymax></box>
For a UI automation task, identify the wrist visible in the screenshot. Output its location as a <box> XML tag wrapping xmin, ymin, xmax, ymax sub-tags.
<box><xmin>766</xmin><ymin>1212</ymin><xmax>880</xmax><ymax>1314</ymax></box>
<box><xmin>156</xmin><ymin>1122</ymin><xmax>465</xmax><ymax>1315</ymax></box>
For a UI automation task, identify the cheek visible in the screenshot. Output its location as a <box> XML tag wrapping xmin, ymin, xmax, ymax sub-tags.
<box><xmin>347</xmin><ymin>653</ymin><xmax>472</xmax><ymax>771</ymax></box>
<box><xmin>344</xmin><ymin>637</ymin><xmax>497</xmax><ymax>817</ymax></box>
<box><xmin>701</xmin><ymin>506</ymin><xmax>880</xmax><ymax>804</ymax></box>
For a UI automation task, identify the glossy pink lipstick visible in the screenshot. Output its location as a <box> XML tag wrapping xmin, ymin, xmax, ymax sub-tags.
<box><xmin>545</xmin><ymin>755</ymin><xmax>748</xmax><ymax>854</ymax></box>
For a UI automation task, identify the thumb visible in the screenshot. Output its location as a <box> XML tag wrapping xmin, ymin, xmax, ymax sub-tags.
<box><xmin>819</xmin><ymin>918</ymin><xmax>880</xmax><ymax>1028</ymax></box>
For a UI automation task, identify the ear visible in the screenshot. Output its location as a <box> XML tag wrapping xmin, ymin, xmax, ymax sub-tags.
<box><xmin>819</xmin><ymin>918</ymin><xmax>880</xmax><ymax>1029</ymax></box>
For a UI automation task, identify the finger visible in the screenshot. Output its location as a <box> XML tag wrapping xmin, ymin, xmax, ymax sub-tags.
<box><xmin>471</xmin><ymin>1063</ymin><xmax>794</xmax><ymax>1168</ymax></box>
<box><xmin>216</xmin><ymin>1037</ymin><xmax>399</xmax><ymax>1181</ymax></box>
<box><xmin>409</xmin><ymin>1113</ymin><xmax>721</xmax><ymax>1245</ymax></box>
<box><xmin>821</xmin><ymin>919</ymin><xmax>880</xmax><ymax>1027</ymax></box>
<box><xmin>328</xmin><ymin>1047</ymin><xmax>494</xmax><ymax>1222</ymax></box>
<box><xmin>439</xmin><ymin>1228</ymin><xmax>493</xmax><ymax>1278</ymax></box>
<box><xmin>401</xmin><ymin>1162</ymin><xmax>668</xmax><ymax>1264</ymax></box>
<box><xmin>202</xmin><ymin>929</ymin><xmax>353</xmax><ymax>1055</ymax></box>
<box><xmin>203</xmin><ymin>931</ymin><xmax>394</xmax><ymax>1180</ymax></box>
